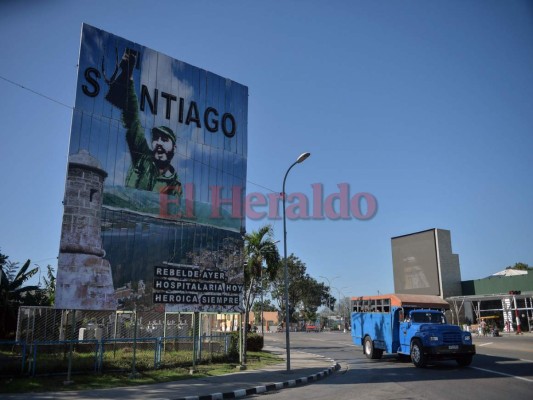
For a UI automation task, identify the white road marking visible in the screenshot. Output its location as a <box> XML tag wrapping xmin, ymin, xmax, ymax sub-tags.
<box><xmin>478</xmin><ymin>342</ymin><xmax>493</xmax><ymax>347</ymax></box>
<box><xmin>471</xmin><ymin>366</ymin><xmax>533</xmax><ymax>383</ymax></box>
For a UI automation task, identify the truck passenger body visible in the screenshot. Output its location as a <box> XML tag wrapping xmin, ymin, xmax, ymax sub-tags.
<box><xmin>351</xmin><ymin>294</ymin><xmax>475</xmax><ymax>367</ymax></box>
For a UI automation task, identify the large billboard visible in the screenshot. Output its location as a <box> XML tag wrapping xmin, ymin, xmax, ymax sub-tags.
<box><xmin>55</xmin><ymin>24</ymin><xmax>247</xmax><ymax>312</ymax></box>
<box><xmin>391</xmin><ymin>229</ymin><xmax>441</xmax><ymax>296</ymax></box>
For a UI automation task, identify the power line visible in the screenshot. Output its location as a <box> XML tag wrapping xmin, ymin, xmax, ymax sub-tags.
<box><xmin>0</xmin><ymin>74</ymin><xmax>277</xmax><ymax>194</ymax></box>
<box><xmin>0</xmin><ymin>75</ymin><xmax>72</xmax><ymax>109</ymax></box>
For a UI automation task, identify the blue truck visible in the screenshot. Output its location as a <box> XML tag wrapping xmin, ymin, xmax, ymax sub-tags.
<box><xmin>351</xmin><ymin>294</ymin><xmax>475</xmax><ymax>367</ymax></box>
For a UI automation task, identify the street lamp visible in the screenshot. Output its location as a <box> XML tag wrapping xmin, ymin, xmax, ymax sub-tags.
<box><xmin>334</xmin><ymin>286</ymin><xmax>349</xmax><ymax>331</ymax></box>
<box><xmin>319</xmin><ymin>275</ymin><xmax>339</xmax><ymax>311</ymax></box>
<box><xmin>283</xmin><ymin>152</ymin><xmax>310</xmax><ymax>372</ymax></box>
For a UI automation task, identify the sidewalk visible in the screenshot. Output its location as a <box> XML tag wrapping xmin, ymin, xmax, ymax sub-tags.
<box><xmin>4</xmin><ymin>346</ymin><xmax>340</xmax><ymax>400</ymax></box>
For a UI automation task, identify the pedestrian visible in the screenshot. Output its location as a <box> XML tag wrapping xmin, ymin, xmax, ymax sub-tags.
<box><xmin>480</xmin><ymin>319</ymin><xmax>487</xmax><ymax>336</ymax></box>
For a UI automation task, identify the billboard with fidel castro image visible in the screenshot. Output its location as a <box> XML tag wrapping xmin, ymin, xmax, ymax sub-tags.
<box><xmin>55</xmin><ymin>23</ymin><xmax>247</xmax><ymax>312</ymax></box>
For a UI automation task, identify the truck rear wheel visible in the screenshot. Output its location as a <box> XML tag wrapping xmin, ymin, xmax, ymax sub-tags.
<box><xmin>410</xmin><ymin>340</ymin><xmax>427</xmax><ymax>368</ymax></box>
<box><xmin>363</xmin><ymin>336</ymin><xmax>383</xmax><ymax>359</ymax></box>
<box><xmin>456</xmin><ymin>355</ymin><xmax>473</xmax><ymax>367</ymax></box>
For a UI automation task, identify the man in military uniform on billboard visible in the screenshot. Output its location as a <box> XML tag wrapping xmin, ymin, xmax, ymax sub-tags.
<box><xmin>105</xmin><ymin>48</ymin><xmax>182</xmax><ymax>198</ymax></box>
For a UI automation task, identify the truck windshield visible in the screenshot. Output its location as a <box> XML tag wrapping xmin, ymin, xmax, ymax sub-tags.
<box><xmin>411</xmin><ymin>313</ymin><xmax>445</xmax><ymax>324</ymax></box>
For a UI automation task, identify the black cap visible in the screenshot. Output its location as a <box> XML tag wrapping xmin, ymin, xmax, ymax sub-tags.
<box><xmin>152</xmin><ymin>126</ymin><xmax>176</xmax><ymax>144</ymax></box>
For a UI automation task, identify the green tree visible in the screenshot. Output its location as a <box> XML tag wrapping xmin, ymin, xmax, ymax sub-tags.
<box><xmin>41</xmin><ymin>265</ymin><xmax>56</xmax><ymax>305</ymax></box>
<box><xmin>271</xmin><ymin>254</ymin><xmax>330</xmax><ymax>325</ymax></box>
<box><xmin>24</xmin><ymin>265</ymin><xmax>56</xmax><ymax>306</ymax></box>
<box><xmin>1</xmin><ymin>252</ymin><xmax>8</xmax><ymax>288</ymax></box>
<box><xmin>0</xmin><ymin>251</ymin><xmax>8</xmax><ymax>275</ymax></box>
<box><xmin>338</xmin><ymin>295</ymin><xmax>352</xmax><ymax>327</ymax></box>
<box><xmin>507</xmin><ymin>262</ymin><xmax>531</xmax><ymax>271</ymax></box>
<box><xmin>298</xmin><ymin>278</ymin><xmax>330</xmax><ymax>323</ymax></box>
<box><xmin>242</xmin><ymin>225</ymin><xmax>280</xmax><ymax>362</ymax></box>
<box><xmin>0</xmin><ymin>254</ymin><xmax>41</xmax><ymax>338</ymax></box>
<box><xmin>252</xmin><ymin>299</ymin><xmax>277</xmax><ymax>313</ymax></box>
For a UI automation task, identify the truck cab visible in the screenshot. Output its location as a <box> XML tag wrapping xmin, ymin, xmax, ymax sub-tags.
<box><xmin>351</xmin><ymin>294</ymin><xmax>475</xmax><ymax>368</ymax></box>
<box><xmin>398</xmin><ymin>309</ymin><xmax>475</xmax><ymax>367</ymax></box>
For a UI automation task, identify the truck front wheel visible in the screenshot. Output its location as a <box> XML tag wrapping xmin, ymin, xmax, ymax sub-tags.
<box><xmin>363</xmin><ymin>337</ymin><xmax>383</xmax><ymax>359</ymax></box>
<box><xmin>456</xmin><ymin>355</ymin><xmax>473</xmax><ymax>367</ymax></box>
<box><xmin>410</xmin><ymin>340</ymin><xmax>427</xmax><ymax>368</ymax></box>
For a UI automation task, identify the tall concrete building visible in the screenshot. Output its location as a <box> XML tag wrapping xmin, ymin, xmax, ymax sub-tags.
<box><xmin>391</xmin><ymin>228</ymin><xmax>462</xmax><ymax>299</ymax></box>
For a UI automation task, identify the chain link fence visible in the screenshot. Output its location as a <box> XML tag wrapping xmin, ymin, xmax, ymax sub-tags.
<box><xmin>1</xmin><ymin>307</ymin><xmax>242</xmax><ymax>377</ymax></box>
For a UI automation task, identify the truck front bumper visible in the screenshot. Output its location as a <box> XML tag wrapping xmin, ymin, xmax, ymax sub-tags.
<box><xmin>425</xmin><ymin>344</ymin><xmax>476</xmax><ymax>357</ymax></box>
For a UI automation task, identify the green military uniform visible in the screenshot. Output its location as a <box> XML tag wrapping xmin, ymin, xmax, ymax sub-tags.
<box><xmin>121</xmin><ymin>80</ymin><xmax>182</xmax><ymax>198</ymax></box>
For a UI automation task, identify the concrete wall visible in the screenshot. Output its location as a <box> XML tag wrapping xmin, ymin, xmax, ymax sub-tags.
<box><xmin>248</xmin><ymin>311</ymin><xmax>279</xmax><ymax>331</ymax></box>
<box><xmin>436</xmin><ymin>229</ymin><xmax>463</xmax><ymax>298</ymax></box>
<box><xmin>391</xmin><ymin>228</ymin><xmax>463</xmax><ymax>300</ymax></box>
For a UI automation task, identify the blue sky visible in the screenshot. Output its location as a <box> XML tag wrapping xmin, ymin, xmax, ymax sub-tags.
<box><xmin>1</xmin><ymin>0</ymin><xmax>532</xmax><ymax>298</ymax></box>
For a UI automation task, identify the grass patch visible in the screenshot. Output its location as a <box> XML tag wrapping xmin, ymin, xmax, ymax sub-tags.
<box><xmin>0</xmin><ymin>351</ymin><xmax>282</xmax><ymax>394</ymax></box>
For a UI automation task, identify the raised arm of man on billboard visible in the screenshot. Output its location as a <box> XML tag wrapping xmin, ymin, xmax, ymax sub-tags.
<box><xmin>105</xmin><ymin>48</ymin><xmax>182</xmax><ymax>199</ymax></box>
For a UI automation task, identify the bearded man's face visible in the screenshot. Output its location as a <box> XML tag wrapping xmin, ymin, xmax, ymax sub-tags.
<box><xmin>152</xmin><ymin>133</ymin><xmax>175</xmax><ymax>168</ymax></box>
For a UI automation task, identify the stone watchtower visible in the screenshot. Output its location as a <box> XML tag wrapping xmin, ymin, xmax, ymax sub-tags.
<box><xmin>55</xmin><ymin>150</ymin><xmax>116</xmax><ymax>310</ymax></box>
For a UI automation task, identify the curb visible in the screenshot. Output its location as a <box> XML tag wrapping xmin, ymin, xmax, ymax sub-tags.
<box><xmin>173</xmin><ymin>362</ymin><xmax>341</xmax><ymax>400</ymax></box>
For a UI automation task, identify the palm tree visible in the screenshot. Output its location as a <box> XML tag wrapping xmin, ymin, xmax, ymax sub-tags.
<box><xmin>24</xmin><ymin>265</ymin><xmax>56</xmax><ymax>306</ymax></box>
<box><xmin>242</xmin><ymin>225</ymin><xmax>280</xmax><ymax>363</ymax></box>
<box><xmin>0</xmin><ymin>257</ymin><xmax>40</xmax><ymax>338</ymax></box>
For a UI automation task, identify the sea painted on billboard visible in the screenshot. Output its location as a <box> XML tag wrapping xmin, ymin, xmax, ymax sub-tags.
<box><xmin>55</xmin><ymin>24</ymin><xmax>247</xmax><ymax>312</ymax></box>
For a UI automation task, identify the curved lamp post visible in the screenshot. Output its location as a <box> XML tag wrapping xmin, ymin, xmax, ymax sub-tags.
<box><xmin>283</xmin><ymin>152</ymin><xmax>310</xmax><ymax>372</ymax></box>
<box><xmin>319</xmin><ymin>275</ymin><xmax>340</xmax><ymax>312</ymax></box>
<box><xmin>334</xmin><ymin>286</ymin><xmax>349</xmax><ymax>331</ymax></box>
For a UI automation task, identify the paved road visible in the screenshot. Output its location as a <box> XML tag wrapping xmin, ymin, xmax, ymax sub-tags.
<box><xmin>261</xmin><ymin>331</ymin><xmax>533</xmax><ymax>400</ymax></box>
<box><xmin>4</xmin><ymin>331</ymin><xmax>530</xmax><ymax>399</ymax></box>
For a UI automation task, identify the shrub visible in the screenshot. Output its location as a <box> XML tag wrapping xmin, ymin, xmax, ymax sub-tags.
<box><xmin>227</xmin><ymin>332</ymin><xmax>264</xmax><ymax>358</ymax></box>
<box><xmin>246</xmin><ymin>333</ymin><xmax>263</xmax><ymax>351</ymax></box>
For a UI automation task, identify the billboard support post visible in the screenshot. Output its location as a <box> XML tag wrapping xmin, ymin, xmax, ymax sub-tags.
<box><xmin>130</xmin><ymin>305</ymin><xmax>139</xmax><ymax>378</ymax></box>
<box><xmin>64</xmin><ymin>310</ymin><xmax>75</xmax><ymax>385</ymax></box>
<box><xmin>239</xmin><ymin>313</ymin><xmax>244</xmax><ymax>367</ymax></box>
<box><xmin>190</xmin><ymin>312</ymin><xmax>199</xmax><ymax>373</ymax></box>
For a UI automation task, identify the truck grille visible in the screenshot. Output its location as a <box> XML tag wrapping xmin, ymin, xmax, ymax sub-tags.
<box><xmin>442</xmin><ymin>332</ymin><xmax>462</xmax><ymax>344</ymax></box>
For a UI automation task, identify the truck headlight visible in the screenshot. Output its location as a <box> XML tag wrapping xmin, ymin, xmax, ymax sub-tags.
<box><xmin>464</xmin><ymin>335</ymin><xmax>471</xmax><ymax>341</ymax></box>
<box><xmin>430</xmin><ymin>336</ymin><xmax>439</xmax><ymax>341</ymax></box>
